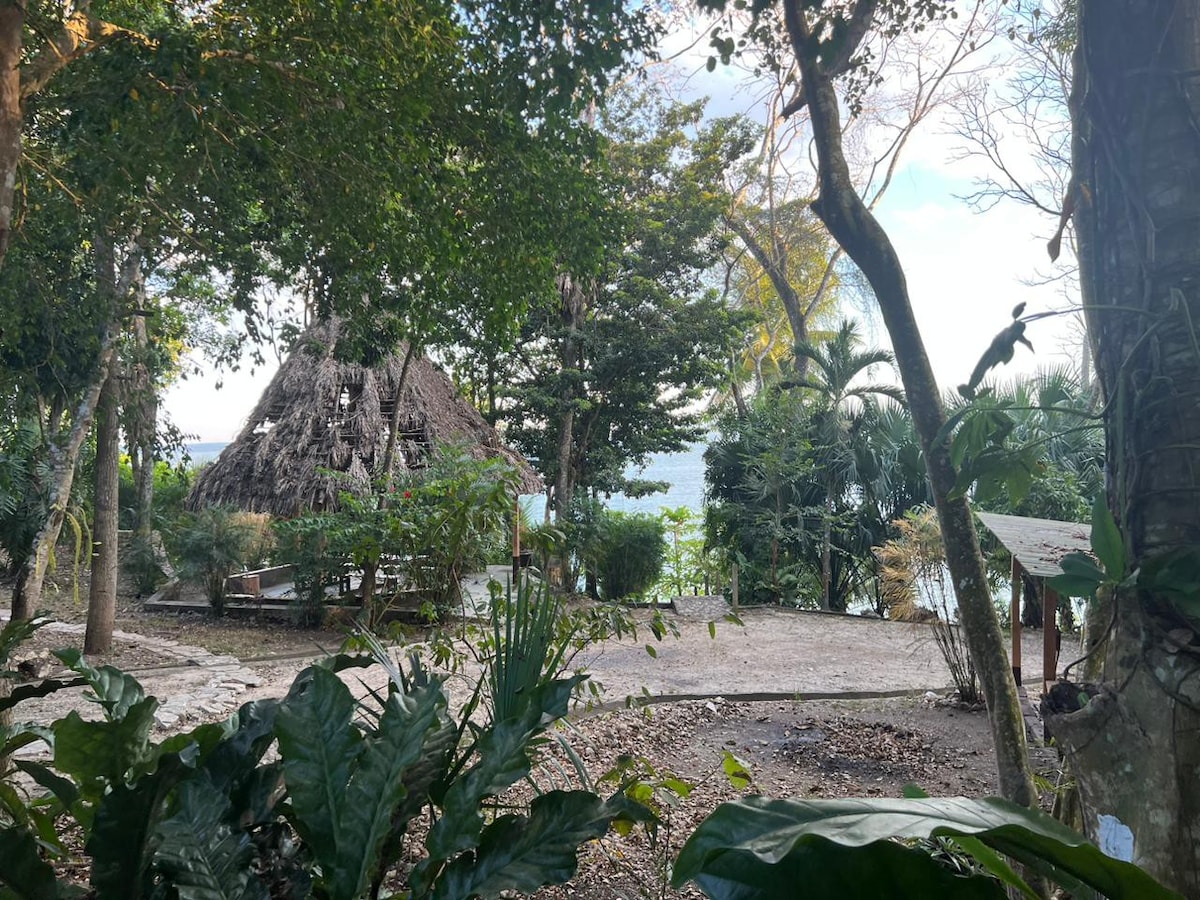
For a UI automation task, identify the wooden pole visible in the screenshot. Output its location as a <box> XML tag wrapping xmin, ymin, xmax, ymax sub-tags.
<box><xmin>1043</xmin><ymin>585</ymin><xmax>1059</xmax><ymax>689</ymax></box>
<box><xmin>512</xmin><ymin>494</ymin><xmax>521</xmax><ymax>583</ymax></box>
<box><xmin>731</xmin><ymin>562</ymin><xmax>739</xmax><ymax>612</ymax></box>
<box><xmin>1010</xmin><ymin>556</ymin><xmax>1023</xmax><ymax>685</ymax></box>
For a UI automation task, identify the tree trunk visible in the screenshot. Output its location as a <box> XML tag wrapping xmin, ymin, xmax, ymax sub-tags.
<box><xmin>1020</xmin><ymin>572</ymin><xmax>1042</xmax><ymax>629</ymax></box>
<box><xmin>16</xmin><ymin>234</ymin><xmax>139</xmax><ymax>620</ymax></box>
<box><xmin>727</xmin><ymin>216</ymin><xmax>810</xmax><ymax>376</ymax></box>
<box><xmin>129</xmin><ymin>309</ymin><xmax>156</xmax><ymax>537</ymax></box>
<box><xmin>783</xmin><ymin>0</ymin><xmax>1035</xmax><ymax>808</ymax></box>
<box><xmin>0</xmin><ymin>1</ymin><xmax>22</xmax><ymax>269</ymax></box>
<box><xmin>552</xmin><ymin>273</ymin><xmax>588</xmax><ymax>525</ymax></box>
<box><xmin>820</xmin><ymin>484</ymin><xmax>833</xmax><ymax>611</ymax></box>
<box><xmin>84</xmin><ymin>370</ymin><xmax>119</xmax><ymax>655</ymax></box>
<box><xmin>380</xmin><ymin>340</ymin><xmax>417</xmax><ymax>485</ymax></box>
<box><xmin>1042</xmin><ymin>4</ymin><xmax>1200</xmax><ymax>891</ymax></box>
<box><xmin>15</xmin><ymin>324</ymin><xmax>120</xmax><ymax>620</ymax></box>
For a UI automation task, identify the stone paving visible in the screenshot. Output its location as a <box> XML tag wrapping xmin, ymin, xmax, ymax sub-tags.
<box><xmin>6</xmin><ymin>618</ymin><xmax>263</xmax><ymax>734</ymax></box>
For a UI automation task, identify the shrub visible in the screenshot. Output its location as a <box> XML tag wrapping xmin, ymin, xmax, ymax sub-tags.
<box><xmin>175</xmin><ymin>506</ymin><xmax>269</xmax><ymax>616</ymax></box>
<box><xmin>121</xmin><ymin>533</ymin><xmax>165</xmax><ymax>595</ymax></box>
<box><xmin>0</xmin><ymin>614</ymin><xmax>653</xmax><ymax>899</ymax></box>
<box><xmin>275</xmin><ymin>446</ymin><xmax>522</xmax><ymax>628</ymax></box>
<box><xmin>117</xmin><ymin>457</ymin><xmax>196</xmax><ymax>531</ymax></box>
<box><xmin>876</xmin><ymin>506</ymin><xmax>978</xmax><ymax>703</ymax></box>
<box><xmin>592</xmin><ymin>510</ymin><xmax>666</xmax><ymax>601</ymax></box>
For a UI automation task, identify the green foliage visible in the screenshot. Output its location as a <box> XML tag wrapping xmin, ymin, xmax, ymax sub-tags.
<box><xmin>486</xmin><ymin>578</ymin><xmax>572</xmax><ymax>721</ymax></box>
<box><xmin>590</xmin><ymin>511</ymin><xmax>666</xmax><ymax>602</ymax></box>
<box><xmin>275</xmin><ymin>447</ymin><xmax>521</xmax><ymax>626</ymax></box>
<box><xmin>495</xmin><ymin>86</ymin><xmax>752</xmax><ymax>508</ymax></box>
<box><xmin>656</xmin><ymin>506</ymin><xmax>722</xmax><ymax>599</ymax></box>
<box><xmin>706</xmin><ymin>344</ymin><xmax>924</xmax><ymax>612</ymax></box>
<box><xmin>175</xmin><ymin>507</ymin><xmax>268</xmax><ymax>616</ymax></box>
<box><xmin>121</xmin><ymin>533</ymin><xmax>165</xmax><ymax>596</ymax></box>
<box><xmin>946</xmin><ymin>368</ymin><xmax>1103</xmax><ymax>518</ymax></box>
<box><xmin>118</xmin><ymin>457</ymin><xmax>194</xmax><ymax>532</ymax></box>
<box><xmin>674</xmin><ymin>793</ymin><xmax>1179</xmax><ymax>899</ymax></box>
<box><xmin>1048</xmin><ymin>494</ymin><xmax>1200</xmax><ymax>628</ymax></box>
<box><xmin>0</xmin><ymin>618</ymin><xmax>651</xmax><ymax>898</ymax></box>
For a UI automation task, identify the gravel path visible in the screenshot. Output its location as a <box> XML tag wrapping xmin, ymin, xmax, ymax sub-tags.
<box><xmin>8</xmin><ymin>604</ymin><xmax>1082</xmax><ymax>739</ymax></box>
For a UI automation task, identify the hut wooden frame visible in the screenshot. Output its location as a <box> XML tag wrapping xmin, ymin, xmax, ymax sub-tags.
<box><xmin>975</xmin><ymin>511</ymin><xmax>1092</xmax><ymax>690</ymax></box>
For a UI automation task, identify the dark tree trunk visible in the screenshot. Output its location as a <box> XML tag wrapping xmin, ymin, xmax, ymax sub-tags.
<box><xmin>381</xmin><ymin>341</ymin><xmax>417</xmax><ymax>485</ymax></box>
<box><xmin>552</xmin><ymin>273</ymin><xmax>588</xmax><ymax>527</ymax></box>
<box><xmin>85</xmin><ymin>370</ymin><xmax>119</xmax><ymax>655</ymax></box>
<box><xmin>0</xmin><ymin>1</ymin><xmax>22</xmax><ymax>269</ymax></box>
<box><xmin>820</xmin><ymin>482</ymin><xmax>833</xmax><ymax>611</ymax></box>
<box><xmin>16</xmin><ymin>325</ymin><xmax>119</xmax><ymax>619</ymax></box>
<box><xmin>1020</xmin><ymin>573</ymin><xmax>1042</xmax><ymax>629</ymax></box>
<box><xmin>727</xmin><ymin>216</ymin><xmax>810</xmax><ymax>376</ymax></box>
<box><xmin>782</xmin><ymin>0</ymin><xmax>1034</xmax><ymax>807</ymax></box>
<box><xmin>1042</xmin><ymin>4</ymin><xmax>1200</xmax><ymax>891</ymax></box>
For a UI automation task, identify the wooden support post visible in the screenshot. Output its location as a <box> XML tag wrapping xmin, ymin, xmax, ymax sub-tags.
<box><xmin>731</xmin><ymin>562</ymin><xmax>739</xmax><ymax>612</ymax></box>
<box><xmin>512</xmin><ymin>494</ymin><xmax>521</xmax><ymax>584</ymax></box>
<box><xmin>1010</xmin><ymin>556</ymin><xmax>1022</xmax><ymax>685</ymax></box>
<box><xmin>1043</xmin><ymin>585</ymin><xmax>1059</xmax><ymax>689</ymax></box>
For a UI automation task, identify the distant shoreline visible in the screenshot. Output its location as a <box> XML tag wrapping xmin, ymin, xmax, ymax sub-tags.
<box><xmin>181</xmin><ymin>441</ymin><xmax>707</xmax><ymax>516</ymax></box>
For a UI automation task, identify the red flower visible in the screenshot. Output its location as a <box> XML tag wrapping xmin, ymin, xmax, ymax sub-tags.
<box><xmin>403</xmin><ymin>490</ymin><xmax>412</xmax><ymax>499</ymax></box>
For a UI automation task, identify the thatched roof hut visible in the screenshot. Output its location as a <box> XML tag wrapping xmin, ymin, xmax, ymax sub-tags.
<box><xmin>186</xmin><ymin>320</ymin><xmax>541</xmax><ymax>517</ymax></box>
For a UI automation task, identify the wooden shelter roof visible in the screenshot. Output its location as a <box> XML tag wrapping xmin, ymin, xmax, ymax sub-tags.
<box><xmin>974</xmin><ymin>511</ymin><xmax>1092</xmax><ymax>578</ymax></box>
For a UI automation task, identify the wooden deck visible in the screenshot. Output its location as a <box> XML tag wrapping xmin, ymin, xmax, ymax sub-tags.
<box><xmin>144</xmin><ymin>565</ymin><xmax>518</xmax><ymax>621</ymax></box>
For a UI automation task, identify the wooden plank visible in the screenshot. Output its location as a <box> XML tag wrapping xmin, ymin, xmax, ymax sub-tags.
<box><xmin>1011</xmin><ymin>556</ymin><xmax>1022</xmax><ymax>684</ymax></box>
<box><xmin>1044</xmin><ymin>586</ymin><xmax>1059</xmax><ymax>687</ymax></box>
<box><xmin>975</xmin><ymin>511</ymin><xmax>1091</xmax><ymax>578</ymax></box>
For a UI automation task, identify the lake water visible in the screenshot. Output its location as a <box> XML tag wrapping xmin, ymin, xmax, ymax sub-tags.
<box><xmin>605</xmin><ymin>444</ymin><xmax>706</xmax><ymax>517</ymax></box>
<box><xmin>183</xmin><ymin>442</ymin><xmax>709</xmax><ymax>517</ymax></box>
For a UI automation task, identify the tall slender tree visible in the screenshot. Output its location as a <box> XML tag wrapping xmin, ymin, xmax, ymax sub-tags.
<box><xmin>700</xmin><ymin>0</ymin><xmax>1036</xmax><ymax>808</ymax></box>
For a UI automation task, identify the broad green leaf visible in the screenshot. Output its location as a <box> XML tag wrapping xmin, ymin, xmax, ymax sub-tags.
<box><xmin>87</xmin><ymin>753</ymin><xmax>194</xmax><ymax>900</ymax></box>
<box><xmin>1059</xmin><ymin>553</ymin><xmax>1106</xmax><ymax>581</ymax></box>
<box><xmin>325</xmin><ymin>677</ymin><xmax>446</xmax><ymax>900</ymax></box>
<box><xmin>687</xmin><ymin>830</ymin><xmax>1005</xmax><ymax>899</ymax></box>
<box><xmin>431</xmin><ymin>791</ymin><xmax>631</xmax><ymax>899</ymax></box>
<box><xmin>0</xmin><ymin>676</ymin><xmax>86</xmax><ymax>713</ymax></box>
<box><xmin>53</xmin><ymin>697</ymin><xmax>159</xmax><ymax>795</ymax></box>
<box><xmin>275</xmin><ymin>666</ymin><xmax>362</xmax><ymax>872</ymax></box>
<box><xmin>0</xmin><ymin>825</ymin><xmax>58</xmax><ymax>900</ymax></box>
<box><xmin>53</xmin><ymin>650</ymin><xmax>147</xmax><ymax>720</ymax></box>
<box><xmin>672</xmin><ymin>796</ymin><xmax>1179</xmax><ymax>900</ymax></box>
<box><xmin>154</xmin><ymin>778</ymin><xmax>267</xmax><ymax>900</ymax></box>
<box><xmin>0</xmin><ymin>618</ymin><xmax>46</xmax><ymax>668</ymax></box>
<box><xmin>721</xmin><ymin>752</ymin><xmax>752</xmax><ymax>791</ymax></box>
<box><xmin>1048</xmin><ymin>552</ymin><xmax>1106</xmax><ymax>599</ymax></box>
<box><xmin>1090</xmin><ymin>494</ymin><xmax>1125</xmax><ymax>578</ymax></box>
<box><xmin>421</xmin><ymin>676</ymin><xmax>583</xmax><ymax>871</ymax></box>
<box><xmin>14</xmin><ymin>760</ymin><xmax>79</xmax><ymax>810</ymax></box>
<box><xmin>1046</xmin><ymin>573</ymin><xmax>1104</xmax><ymax>600</ymax></box>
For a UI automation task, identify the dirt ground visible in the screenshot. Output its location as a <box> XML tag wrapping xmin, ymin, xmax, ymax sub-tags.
<box><xmin>7</xmin><ymin>576</ymin><xmax>1080</xmax><ymax>897</ymax></box>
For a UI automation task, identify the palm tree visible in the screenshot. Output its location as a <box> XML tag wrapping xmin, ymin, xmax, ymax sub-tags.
<box><xmin>795</xmin><ymin>319</ymin><xmax>904</xmax><ymax>610</ymax></box>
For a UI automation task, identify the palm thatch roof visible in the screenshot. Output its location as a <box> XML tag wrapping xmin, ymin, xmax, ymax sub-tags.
<box><xmin>186</xmin><ymin>319</ymin><xmax>541</xmax><ymax>517</ymax></box>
